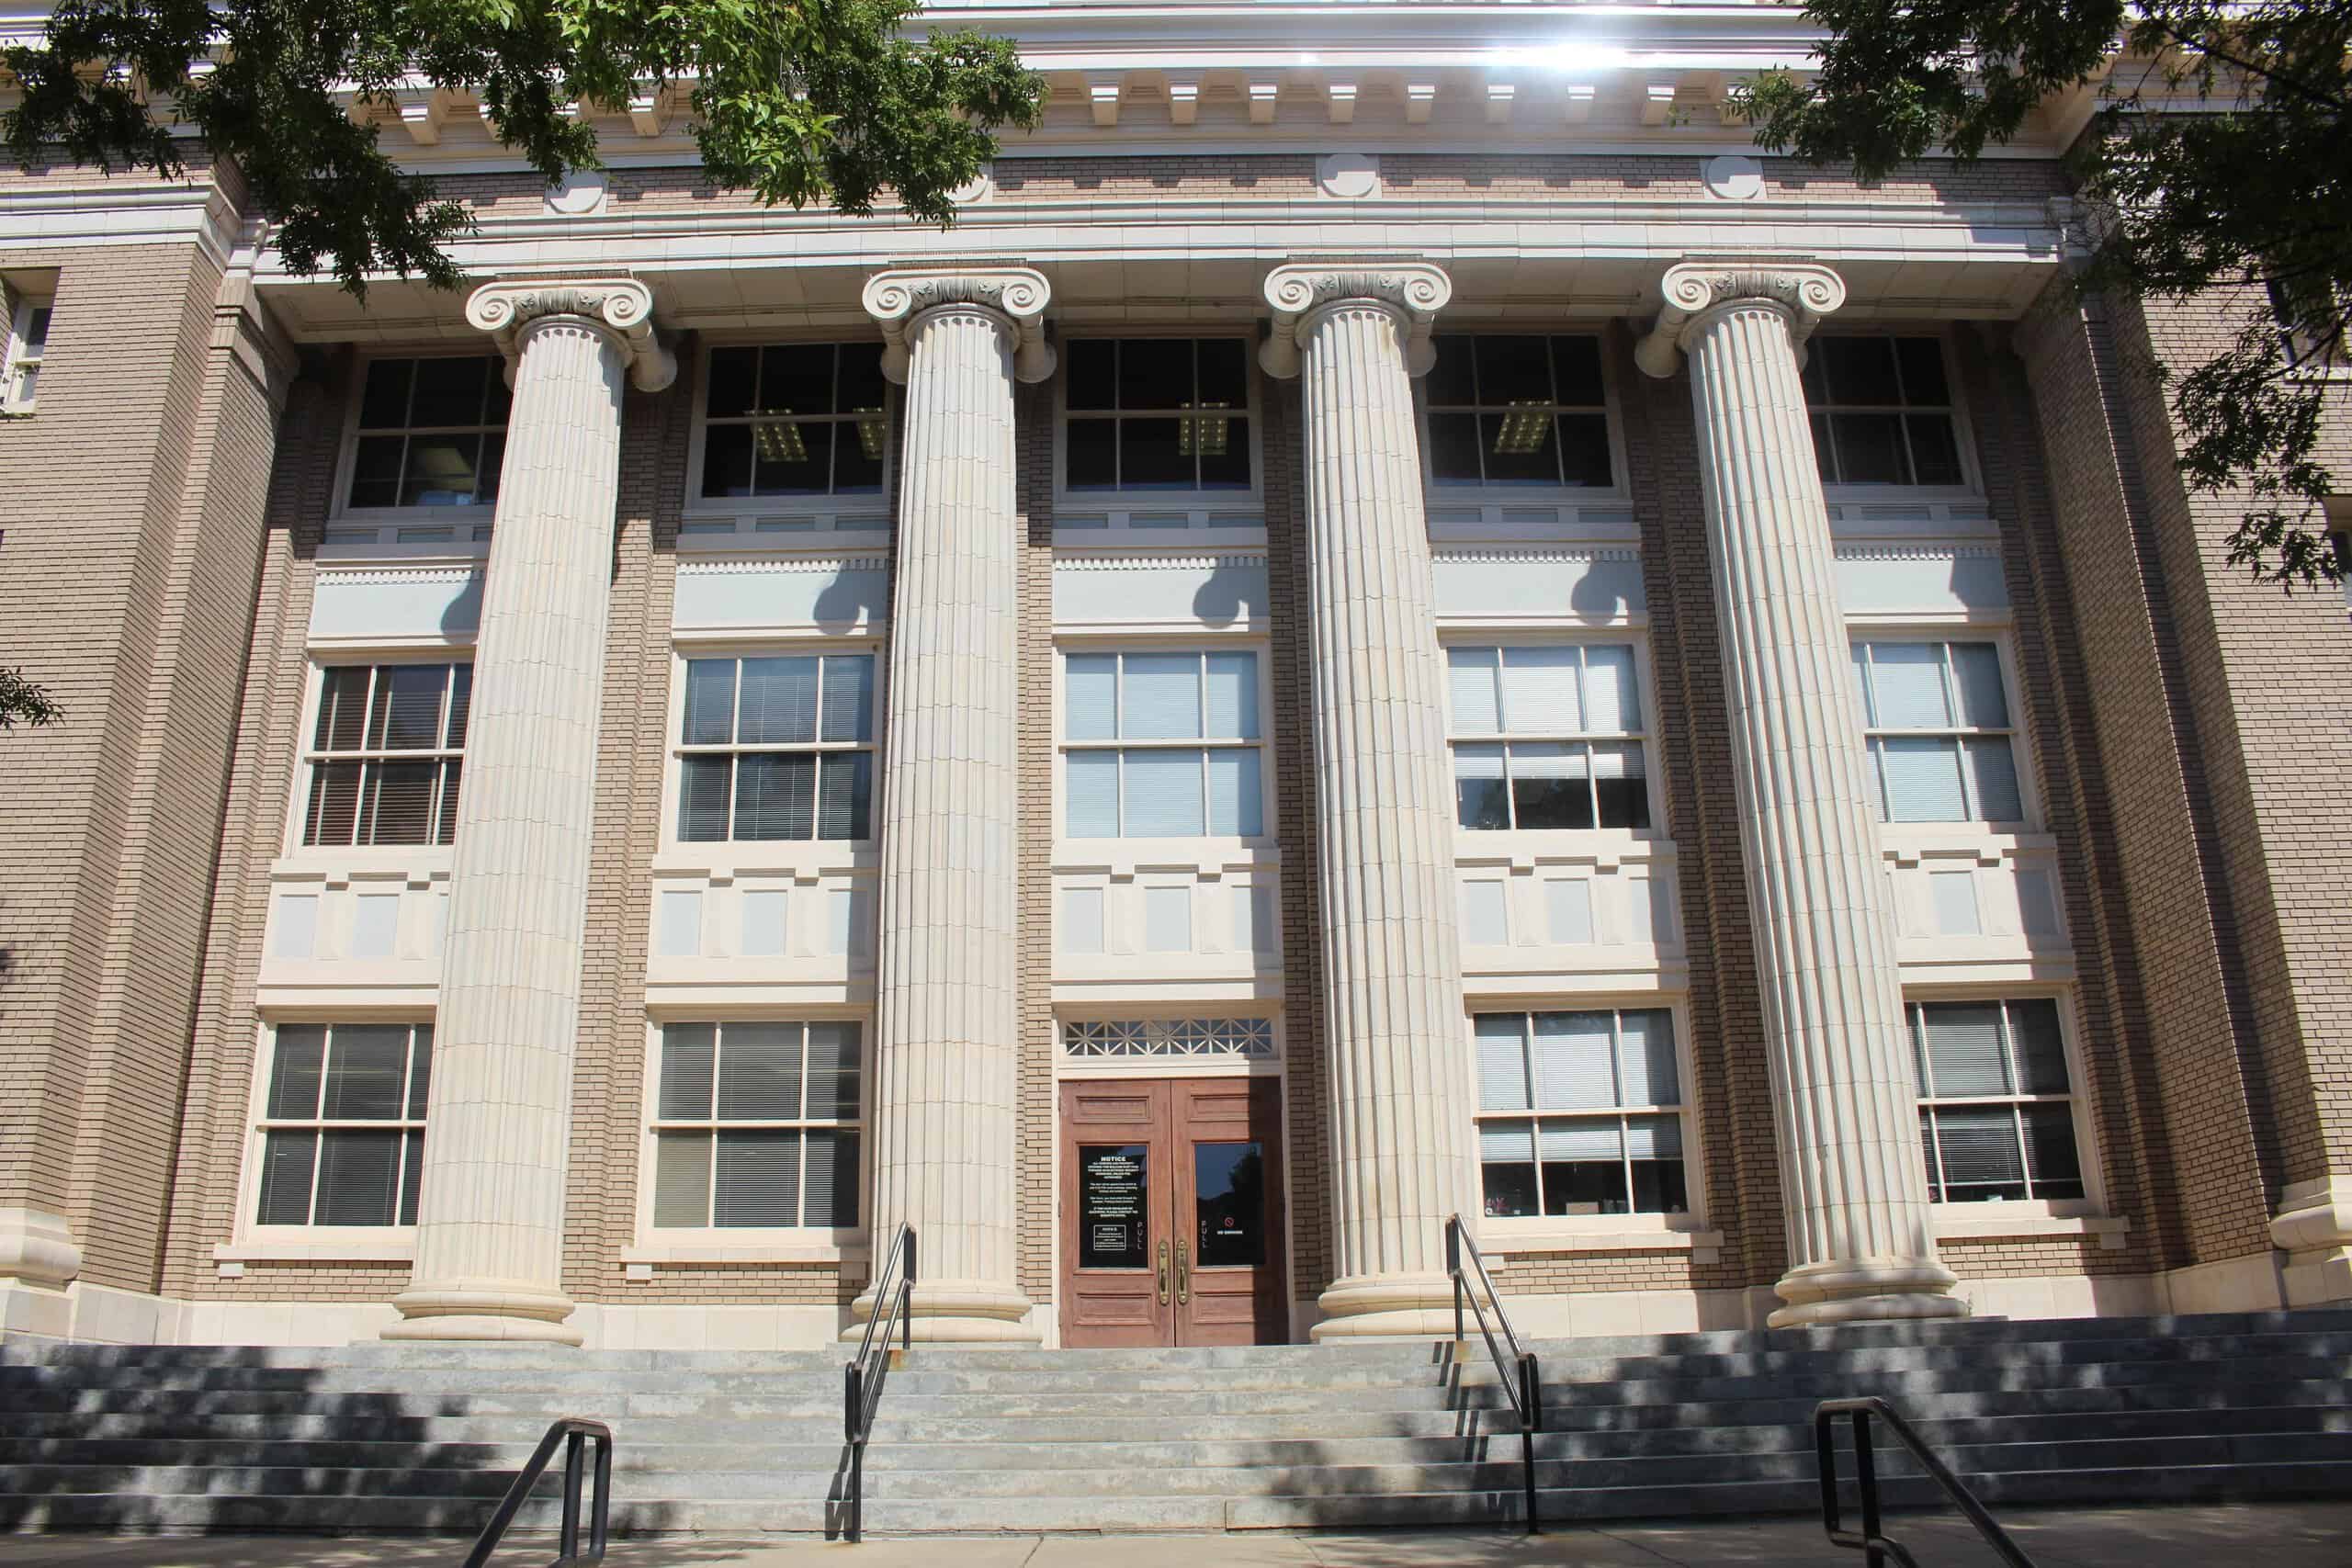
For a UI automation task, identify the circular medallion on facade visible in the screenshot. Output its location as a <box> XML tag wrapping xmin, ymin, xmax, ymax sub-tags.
<box><xmin>543</xmin><ymin>170</ymin><xmax>609</xmax><ymax>216</ymax></box>
<box><xmin>1701</xmin><ymin>154</ymin><xmax>1765</xmax><ymax>201</ymax></box>
<box><xmin>1317</xmin><ymin>152</ymin><xmax>1382</xmax><ymax>199</ymax></box>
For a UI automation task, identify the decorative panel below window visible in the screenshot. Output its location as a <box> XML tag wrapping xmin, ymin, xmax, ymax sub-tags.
<box><xmin>1061</xmin><ymin>1018</ymin><xmax>1277</xmax><ymax>1060</ymax></box>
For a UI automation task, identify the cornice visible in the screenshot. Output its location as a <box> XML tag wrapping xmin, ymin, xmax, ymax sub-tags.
<box><xmin>861</xmin><ymin>266</ymin><xmax>1056</xmax><ymax>383</ymax></box>
<box><xmin>464</xmin><ymin>276</ymin><xmax>676</xmax><ymax>391</ymax></box>
<box><xmin>1634</xmin><ymin>260</ymin><xmax>1846</xmax><ymax>378</ymax></box>
<box><xmin>1259</xmin><ymin>261</ymin><xmax>1453</xmax><ymax>378</ymax></box>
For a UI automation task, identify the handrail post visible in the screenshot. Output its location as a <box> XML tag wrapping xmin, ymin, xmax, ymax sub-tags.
<box><xmin>559</xmin><ymin>1428</ymin><xmax>584</xmax><ymax>1562</ymax></box>
<box><xmin>1517</xmin><ymin>1350</ymin><xmax>1540</xmax><ymax>1536</ymax></box>
<box><xmin>843</xmin><ymin>1360</ymin><xmax>865</xmax><ymax>1544</ymax></box>
<box><xmin>1815</xmin><ymin>1396</ymin><xmax>2037</xmax><ymax>1568</ymax></box>
<box><xmin>901</xmin><ymin>1226</ymin><xmax>916</xmax><ymax>1357</ymax></box>
<box><xmin>1446</xmin><ymin>1217</ymin><xmax>1464</xmax><ymax>1347</ymax></box>
<box><xmin>1853</xmin><ymin>1408</ymin><xmax>1883</xmax><ymax>1568</ymax></box>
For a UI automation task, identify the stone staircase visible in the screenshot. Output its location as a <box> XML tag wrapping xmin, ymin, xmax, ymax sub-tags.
<box><xmin>2</xmin><ymin>1310</ymin><xmax>2349</xmax><ymax>1537</ymax></box>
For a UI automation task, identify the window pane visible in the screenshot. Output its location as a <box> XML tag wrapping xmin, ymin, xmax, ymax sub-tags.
<box><xmin>683</xmin><ymin>660</ymin><xmax>738</xmax><ymax>745</ymax></box>
<box><xmin>1824</xmin><ymin>337</ymin><xmax>1902</xmax><ymax>405</ymax></box>
<box><xmin>1065</xmin><ymin>339</ymin><xmax>1116</xmax><ymax>411</ymax></box>
<box><xmin>2007</xmin><ymin>1000</ymin><xmax>2072</xmax><ymax>1095</ymax></box>
<box><xmin>1963</xmin><ymin>737</ymin><xmax>2022</xmax><ymax>821</ymax></box>
<box><xmin>256</xmin><ymin>1131</ymin><xmax>317</xmax><ymax>1225</ymax></box>
<box><xmin>1950</xmin><ymin>644</ymin><xmax>2009</xmax><ymax>728</ymax></box>
<box><xmin>1196</xmin><ymin>338</ymin><xmax>1248</xmax><ymax>408</ymax></box>
<box><xmin>1479</xmin><ymin>1119</ymin><xmax>1538</xmax><ymax>1217</ymax></box>
<box><xmin>348</xmin><ymin>436</ymin><xmax>405</xmax><ymax>508</ymax></box>
<box><xmin>1830</xmin><ymin>413</ymin><xmax>1907</xmax><ymax>484</ymax></box>
<box><xmin>1448</xmin><ymin>649</ymin><xmax>1502</xmax><ymax>734</ymax></box>
<box><xmin>1066</xmin><ymin>750</ymin><xmax>1121</xmax><ymax>838</ymax></box>
<box><xmin>1532</xmin><ymin>1012</ymin><xmax>1617</xmax><ymax>1110</ymax></box>
<box><xmin>303</xmin><ymin>761</ymin><xmax>362</xmax><ymax>846</ymax></box>
<box><xmin>401</xmin><ymin>435</ymin><xmax>483</xmax><ymax>506</ymax></box>
<box><xmin>1122</xmin><ymin>654</ymin><xmax>1203</xmax><ymax>739</ymax></box>
<box><xmin>734</xmin><ymin>752</ymin><xmax>816</xmax><ymax>840</ymax></box>
<box><xmin>1475</xmin><ymin>336</ymin><xmax>1552</xmax><ymax>404</ymax></box>
<box><xmin>820</xmin><ymin>655</ymin><xmax>876</xmax><ymax>743</ymax></box>
<box><xmin>358</xmin><ymin>359</ymin><xmax>413</xmax><ymax>428</ymax></box>
<box><xmin>652</xmin><ymin>1131</ymin><xmax>712</xmax><ymax>1226</ymax></box>
<box><xmin>1197</xmin><ymin>415</ymin><xmax>1252</xmax><ymax>489</ymax></box>
<box><xmin>1583</xmin><ymin>646</ymin><xmax>1640</xmax><ymax>733</ymax></box>
<box><xmin>759</xmin><ymin>344</ymin><xmax>836</xmax><ymax>414</ymax></box>
<box><xmin>1066</xmin><ymin>654</ymin><xmax>1118</xmax><ymax>740</ymax></box>
<box><xmin>2023</xmin><ymin>1104</ymin><xmax>2085</xmax><ymax>1198</ymax></box>
<box><xmin>1894</xmin><ymin>337</ymin><xmax>1951</xmax><ymax>405</ymax></box>
<box><xmin>323</xmin><ymin>1025</ymin><xmax>409</xmax><ymax>1120</ymax></box>
<box><xmin>362</xmin><ymin>761</ymin><xmax>438</xmax><ymax>845</ymax></box>
<box><xmin>1119</xmin><ymin>339</ymin><xmax>1192</xmax><ymax>411</ymax></box>
<box><xmin>1631</xmin><ymin>1150</ymin><xmax>1688</xmax><ymax>1213</ymax></box>
<box><xmin>1428</xmin><ymin>412</ymin><xmax>1483</xmax><ymax>484</ymax></box>
<box><xmin>1124</xmin><ymin>748</ymin><xmax>1206</xmax><ymax>837</ymax></box>
<box><xmin>1922</xmin><ymin>1002</ymin><xmax>2011</xmax><ymax>1096</ymax></box>
<box><xmin>1121</xmin><ymin>418</ymin><xmax>1190</xmax><ymax>487</ymax></box>
<box><xmin>1809</xmin><ymin>411</ymin><xmax>1838</xmax><ymax>483</ymax></box>
<box><xmin>405</xmin><ymin>1027</ymin><xmax>433</xmax><ymax>1120</ymax></box>
<box><xmin>1500</xmin><ymin>647</ymin><xmax>1579</xmax><ymax>733</ymax></box>
<box><xmin>714</xmin><ymin>1131</ymin><xmax>800</xmax><ymax>1226</ymax></box>
<box><xmin>818</xmin><ymin>751</ymin><xmax>872</xmax><ymax>840</ymax></box>
<box><xmin>1478</xmin><ymin>412</ymin><xmax>1561</xmax><ymax>485</ymax></box>
<box><xmin>1933</xmin><ymin>1106</ymin><xmax>2027</xmax><ymax>1199</ymax></box>
<box><xmin>1623</xmin><ymin>1112</ymin><xmax>1682</xmax><ymax>1160</ymax></box>
<box><xmin>705</xmin><ymin>347</ymin><xmax>758</xmax><ymax>419</ymax></box>
<box><xmin>835</xmin><ymin>414</ymin><xmax>886</xmax><ymax>493</ymax></box>
<box><xmin>446</xmin><ymin>665</ymin><xmax>472</xmax><ymax>749</ymax></box>
<box><xmin>1206</xmin><ymin>748</ymin><xmax>1262</xmax><ymax>837</ymax></box>
<box><xmin>701</xmin><ymin>422</ymin><xmax>754</xmax><ymax>497</ymax></box>
<box><xmin>1592</xmin><ymin>743</ymin><xmax>1650</xmax><ymax>829</ymax></box>
<box><xmin>369</xmin><ymin>666</ymin><xmax>447</xmax><ymax>751</ymax></box>
<box><xmin>1510</xmin><ymin>743</ymin><xmax>1592</xmax><ymax>830</ymax></box>
<box><xmin>718</xmin><ymin>1022</ymin><xmax>803</xmax><ymax>1120</ymax></box>
<box><xmin>1879</xmin><ymin>738</ymin><xmax>1968</xmax><ymax>822</ymax></box>
<box><xmin>1425</xmin><ymin>334</ymin><xmax>1476</xmax><ymax>406</ymax></box>
<box><xmin>752</xmin><ymin>418</ymin><xmax>831</xmax><ymax>494</ymax></box>
<box><xmin>1617</xmin><ymin>1010</ymin><xmax>1679</xmax><ymax>1106</ymax></box>
<box><xmin>314</xmin><ymin>1130</ymin><xmax>402</xmax><ymax>1224</ymax></box>
<box><xmin>316</xmin><ymin>667</ymin><xmax>371</xmax><ymax>751</ymax></box>
<box><xmin>1453</xmin><ymin>744</ymin><xmax>1510</xmax><ymax>830</ymax></box>
<box><xmin>805</xmin><ymin>1127</ymin><xmax>859</xmax><ymax>1227</ymax></box>
<box><xmin>1066</xmin><ymin>421</ymin><xmax>1117</xmax><ymax>489</ymax></box>
<box><xmin>1476</xmin><ymin>1015</ymin><xmax>1531</xmax><ymax>1112</ymax></box>
<box><xmin>659</xmin><ymin>1024</ymin><xmax>718</xmax><ymax>1119</ymax></box>
<box><xmin>267</xmin><ymin>1025</ymin><xmax>328</xmax><ymax>1120</ymax></box>
<box><xmin>1906</xmin><ymin>413</ymin><xmax>1964</xmax><ymax>486</ymax></box>
<box><xmin>1558</xmin><ymin>413</ymin><xmax>1614</xmax><ymax>488</ymax></box>
<box><xmin>1205</xmin><ymin>652</ymin><xmax>1259</xmax><ymax>739</ymax></box>
<box><xmin>410</xmin><ymin>356</ymin><xmax>488</xmax><ymax>426</ymax></box>
<box><xmin>434</xmin><ymin>759</ymin><xmax>463</xmax><ymax>846</ymax></box>
<box><xmin>678</xmin><ymin>756</ymin><xmax>733</xmax><ymax>840</ymax></box>
<box><xmin>738</xmin><ymin>657</ymin><xmax>819</xmax><ymax>745</ymax></box>
<box><xmin>1866</xmin><ymin>645</ymin><xmax>1952</xmax><ymax>728</ymax></box>
<box><xmin>1550</xmin><ymin>336</ymin><xmax>1605</xmax><ymax>406</ymax></box>
<box><xmin>837</xmin><ymin>344</ymin><xmax>888</xmax><ymax>417</ymax></box>
<box><xmin>399</xmin><ymin>1132</ymin><xmax>424</xmax><ymax>1225</ymax></box>
<box><xmin>806</xmin><ymin>1021</ymin><xmax>862</xmax><ymax>1120</ymax></box>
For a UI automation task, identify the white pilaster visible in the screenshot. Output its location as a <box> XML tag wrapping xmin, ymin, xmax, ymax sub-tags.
<box><xmin>1638</xmin><ymin>263</ymin><xmax>1964</xmax><ymax>1326</ymax></box>
<box><xmin>854</xmin><ymin>268</ymin><xmax>1053</xmax><ymax>1343</ymax></box>
<box><xmin>386</xmin><ymin>279</ymin><xmax>673</xmax><ymax>1345</ymax></box>
<box><xmin>1261</xmin><ymin>263</ymin><xmax>1477</xmax><ymax>1340</ymax></box>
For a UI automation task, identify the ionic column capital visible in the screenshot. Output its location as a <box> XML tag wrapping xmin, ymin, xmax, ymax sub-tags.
<box><xmin>861</xmin><ymin>266</ymin><xmax>1055</xmax><ymax>384</ymax></box>
<box><xmin>465</xmin><ymin>276</ymin><xmax>676</xmax><ymax>392</ymax></box>
<box><xmin>1259</xmin><ymin>261</ymin><xmax>1453</xmax><ymax>379</ymax></box>
<box><xmin>1634</xmin><ymin>261</ymin><xmax>1848</xmax><ymax>379</ymax></box>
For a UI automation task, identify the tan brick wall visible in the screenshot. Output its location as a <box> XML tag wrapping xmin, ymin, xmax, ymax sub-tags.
<box><xmin>1016</xmin><ymin>376</ymin><xmax>1057</xmax><ymax>1308</ymax></box>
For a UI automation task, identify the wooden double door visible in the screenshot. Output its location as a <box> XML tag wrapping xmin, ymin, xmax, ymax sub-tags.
<box><xmin>1059</xmin><ymin>1077</ymin><xmax>1287</xmax><ymax>1347</ymax></box>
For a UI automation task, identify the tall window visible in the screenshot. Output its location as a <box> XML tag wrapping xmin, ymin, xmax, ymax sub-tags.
<box><xmin>1064</xmin><ymin>650</ymin><xmax>1263</xmax><ymax>839</ymax></box>
<box><xmin>1064</xmin><ymin>338</ymin><xmax>1252</xmax><ymax>492</ymax></box>
<box><xmin>301</xmin><ymin>663</ymin><xmax>469</xmax><ymax>848</ymax></box>
<box><xmin>1475</xmin><ymin>1009</ymin><xmax>1687</xmax><ymax>1218</ymax></box>
<box><xmin>254</xmin><ymin>1023</ymin><xmax>431</xmax><ymax>1227</ymax></box>
<box><xmin>1850</xmin><ymin>639</ymin><xmax>2021</xmax><ymax>824</ymax></box>
<box><xmin>1447</xmin><ymin>644</ymin><xmax>1649</xmax><ymax>830</ymax></box>
<box><xmin>1803</xmin><ymin>337</ymin><xmax>1964</xmax><ymax>487</ymax></box>
<box><xmin>651</xmin><ymin>1021</ymin><xmax>862</xmax><ymax>1229</ymax></box>
<box><xmin>2267</xmin><ymin>276</ymin><xmax>2348</xmax><ymax>370</ymax></box>
<box><xmin>701</xmin><ymin>343</ymin><xmax>888</xmax><ymax>500</ymax></box>
<box><xmin>5</xmin><ymin>290</ymin><xmax>51</xmax><ymax>413</ymax></box>
<box><xmin>676</xmin><ymin>654</ymin><xmax>876</xmax><ymax>842</ymax></box>
<box><xmin>1424</xmin><ymin>334</ymin><xmax>1612</xmax><ymax>489</ymax></box>
<box><xmin>347</xmin><ymin>355</ymin><xmax>510</xmax><ymax>508</ymax></box>
<box><xmin>1913</xmin><ymin>998</ymin><xmax>2084</xmax><ymax>1203</ymax></box>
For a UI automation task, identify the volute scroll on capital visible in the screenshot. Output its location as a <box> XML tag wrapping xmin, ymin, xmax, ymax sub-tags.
<box><xmin>464</xmin><ymin>276</ymin><xmax>677</xmax><ymax>393</ymax></box>
<box><xmin>861</xmin><ymin>266</ymin><xmax>1056</xmax><ymax>384</ymax></box>
<box><xmin>1634</xmin><ymin>261</ymin><xmax>1849</xmax><ymax>379</ymax></box>
<box><xmin>1259</xmin><ymin>261</ymin><xmax>1453</xmax><ymax>379</ymax></box>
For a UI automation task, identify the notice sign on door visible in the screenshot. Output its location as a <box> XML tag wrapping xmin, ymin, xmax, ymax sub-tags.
<box><xmin>1079</xmin><ymin>1144</ymin><xmax>1148</xmax><ymax>1269</ymax></box>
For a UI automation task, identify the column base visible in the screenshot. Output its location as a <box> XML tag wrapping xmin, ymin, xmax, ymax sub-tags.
<box><xmin>384</xmin><ymin>1281</ymin><xmax>583</xmax><ymax>1347</ymax></box>
<box><xmin>0</xmin><ymin>1207</ymin><xmax>83</xmax><ymax>1292</ymax></box>
<box><xmin>2271</xmin><ymin>1177</ymin><xmax>2352</xmax><ymax>1307</ymax></box>
<box><xmin>1767</xmin><ymin>1257</ymin><xmax>1967</xmax><ymax>1328</ymax></box>
<box><xmin>842</xmin><ymin>1279</ymin><xmax>1040</xmax><ymax>1346</ymax></box>
<box><xmin>1310</xmin><ymin>1272</ymin><xmax>1459</xmax><ymax>1341</ymax></box>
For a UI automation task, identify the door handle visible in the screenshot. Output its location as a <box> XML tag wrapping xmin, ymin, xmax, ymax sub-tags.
<box><xmin>1156</xmin><ymin>1239</ymin><xmax>1170</xmax><ymax>1305</ymax></box>
<box><xmin>1175</xmin><ymin>1237</ymin><xmax>1191</xmax><ymax>1305</ymax></box>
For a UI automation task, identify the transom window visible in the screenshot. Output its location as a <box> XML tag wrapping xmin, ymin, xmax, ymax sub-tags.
<box><xmin>1064</xmin><ymin>338</ymin><xmax>1253</xmax><ymax>492</ymax></box>
<box><xmin>1803</xmin><ymin>336</ymin><xmax>1964</xmax><ymax>487</ymax></box>
<box><xmin>1913</xmin><ymin>998</ymin><xmax>2084</xmax><ymax>1203</ymax></box>
<box><xmin>301</xmin><ymin>663</ymin><xmax>469</xmax><ymax>848</ymax></box>
<box><xmin>1063</xmin><ymin>649</ymin><xmax>1263</xmax><ymax>839</ymax></box>
<box><xmin>676</xmin><ymin>654</ymin><xmax>876</xmax><ymax>842</ymax></box>
<box><xmin>254</xmin><ymin>1022</ymin><xmax>431</xmax><ymax>1228</ymax></box>
<box><xmin>700</xmin><ymin>343</ymin><xmax>888</xmax><ymax>500</ymax></box>
<box><xmin>1447</xmin><ymin>645</ymin><xmax>1649</xmax><ymax>831</ymax></box>
<box><xmin>651</xmin><ymin>1021</ymin><xmax>862</xmax><ymax>1229</ymax></box>
<box><xmin>347</xmin><ymin>355</ymin><xmax>510</xmax><ymax>509</ymax></box>
<box><xmin>5</xmin><ymin>290</ymin><xmax>51</xmax><ymax>412</ymax></box>
<box><xmin>1475</xmin><ymin>1009</ymin><xmax>1688</xmax><ymax>1218</ymax></box>
<box><xmin>1850</xmin><ymin>639</ymin><xmax>2021</xmax><ymax>824</ymax></box>
<box><xmin>1424</xmin><ymin>334</ymin><xmax>1612</xmax><ymax>489</ymax></box>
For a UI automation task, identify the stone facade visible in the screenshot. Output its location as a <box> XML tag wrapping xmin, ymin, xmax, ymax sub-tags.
<box><xmin>1</xmin><ymin>6</ymin><xmax>2347</xmax><ymax>1348</ymax></box>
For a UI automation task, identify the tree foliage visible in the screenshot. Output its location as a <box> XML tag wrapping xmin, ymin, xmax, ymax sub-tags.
<box><xmin>1738</xmin><ymin>1</ymin><xmax>2352</xmax><ymax>588</ymax></box>
<box><xmin>3</xmin><ymin>0</ymin><xmax>1046</xmax><ymax>296</ymax></box>
<box><xmin>0</xmin><ymin>666</ymin><xmax>62</xmax><ymax>730</ymax></box>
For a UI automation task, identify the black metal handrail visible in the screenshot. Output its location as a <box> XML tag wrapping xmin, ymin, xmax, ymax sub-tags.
<box><xmin>1815</xmin><ymin>1396</ymin><xmax>2037</xmax><ymax>1568</ymax></box>
<box><xmin>462</xmin><ymin>1416</ymin><xmax>612</xmax><ymax>1568</ymax></box>
<box><xmin>1444</xmin><ymin>1214</ymin><xmax>1542</xmax><ymax>1535</ymax></box>
<box><xmin>842</xmin><ymin>1222</ymin><xmax>916</xmax><ymax>1543</ymax></box>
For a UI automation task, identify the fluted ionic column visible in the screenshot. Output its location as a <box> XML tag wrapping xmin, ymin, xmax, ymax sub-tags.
<box><xmin>386</xmin><ymin>281</ymin><xmax>674</xmax><ymax>1344</ymax></box>
<box><xmin>853</xmin><ymin>269</ymin><xmax>1052</xmax><ymax>1343</ymax></box>
<box><xmin>1261</xmin><ymin>264</ymin><xmax>1477</xmax><ymax>1340</ymax></box>
<box><xmin>1636</xmin><ymin>264</ymin><xmax>1963</xmax><ymax>1326</ymax></box>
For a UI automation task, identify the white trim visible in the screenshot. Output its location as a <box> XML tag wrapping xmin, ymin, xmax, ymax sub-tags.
<box><xmin>3</xmin><ymin>285</ymin><xmax>51</xmax><ymax>414</ymax></box>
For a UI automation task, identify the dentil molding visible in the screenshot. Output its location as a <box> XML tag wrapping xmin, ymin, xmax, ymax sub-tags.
<box><xmin>464</xmin><ymin>276</ymin><xmax>676</xmax><ymax>392</ymax></box>
<box><xmin>861</xmin><ymin>266</ymin><xmax>1056</xmax><ymax>384</ymax></box>
<box><xmin>1259</xmin><ymin>261</ymin><xmax>1453</xmax><ymax>378</ymax></box>
<box><xmin>1634</xmin><ymin>260</ymin><xmax>1848</xmax><ymax>379</ymax></box>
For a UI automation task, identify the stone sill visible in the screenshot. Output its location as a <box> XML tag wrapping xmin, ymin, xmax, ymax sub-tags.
<box><xmin>215</xmin><ymin>1236</ymin><xmax>415</xmax><ymax>1267</ymax></box>
<box><xmin>1932</xmin><ymin>1209</ymin><xmax>2129</xmax><ymax>1247</ymax></box>
<box><xmin>619</xmin><ymin>1243</ymin><xmax>866</xmax><ymax>1267</ymax></box>
<box><xmin>1487</xmin><ymin>1227</ymin><xmax>1723</xmax><ymax>1258</ymax></box>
